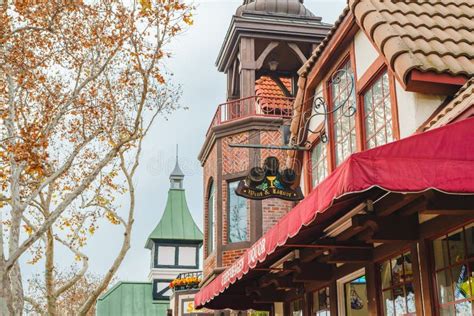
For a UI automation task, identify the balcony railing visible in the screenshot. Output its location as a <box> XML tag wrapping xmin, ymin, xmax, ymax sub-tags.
<box><xmin>170</xmin><ymin>271</ymin><xmax>202</xmax><ymax>292</ymax></box>
<box><xmin>206</xmin><ymin>95</ymin><xmax>294</xmax><ymax>135</ymax></box>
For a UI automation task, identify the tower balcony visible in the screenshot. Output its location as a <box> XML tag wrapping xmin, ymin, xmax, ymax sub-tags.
<box><xmin>206</xmin><ymin>95</ymin><xmax>294</xmax><ymax>136</ymax></box>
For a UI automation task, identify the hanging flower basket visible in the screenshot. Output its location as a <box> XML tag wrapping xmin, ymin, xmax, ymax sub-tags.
<box><xmin>170</xmin><ymin>276</ymin><xmax>201</xmax><ymax>291</ymax></box>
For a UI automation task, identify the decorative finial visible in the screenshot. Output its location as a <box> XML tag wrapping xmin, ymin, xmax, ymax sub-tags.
<box><xmin>176</xmin><ymin>144</ymin><xmax>179</xmax><ymax>163</ymax></box>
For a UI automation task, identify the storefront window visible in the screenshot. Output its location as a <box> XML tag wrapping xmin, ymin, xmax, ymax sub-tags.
<box><xmin>379</xmin><ymin>252</ymin><xmax>416</xmax><ymax>315</ymax></box>
<box><xmin>312</xmin><ymin>287</ymin><xmax>330</xmax><ymax>316</ymax></box>
<box><xmin>331</xmin><ymin>61</ymin><xmax>357</xmax><ymax>166</ymax></box>
<box><xmin>344</xmin><ymin>276</ymin><xmax>368</xmax><ymax>316</ymax></box>
<box><xmin>433</xmin><ymin>224</ymin><xmax>474</xmax><ymax>315</ymax></box>
<box><xmin>311</xmin><ymin>141</ymin><xmax>328</xmax><ymax>187</ymax></box>
<box><xmin>290</xmin><ymin>298</ymin><xmax>304</xmax><ymax>316</ymax></box>
<box><xmin>228</xmin><ymin>180</ymin><xmax>248</xmax><ymax>243</ymax></box>
<box><xmin>363</xmin><ymin>71</ymin><xmax>394</xmax><ymax>149</ymax></box>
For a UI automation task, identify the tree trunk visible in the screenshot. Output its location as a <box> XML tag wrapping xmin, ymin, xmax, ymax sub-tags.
<box><xmin>10</xmin><ymin>263</ymin><xmax>24</xmax><ymax>315</ymax></box>
<box><xmin>46</xmin><ymin>228</ymin><xmax>56</xmax><ymax>315</ymax></box>
<box><xmin>0</xmin><ymin>266</ymin><xmax>13</xmax><ymax>315</ymax></box>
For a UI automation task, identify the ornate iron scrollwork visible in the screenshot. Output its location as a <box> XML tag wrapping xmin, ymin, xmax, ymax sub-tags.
<box><xmin>294</xmin><ymin>68</ymin><xmax>356</xmax><ymax>148</ymax></box>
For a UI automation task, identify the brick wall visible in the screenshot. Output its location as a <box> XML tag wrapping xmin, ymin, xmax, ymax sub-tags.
<box><xmin>222</xmin><ymin>249</ymin><xmax>247</xmax><ymax>267</ymax></box>
<box><xmin>262</xmin><ymin>198</ymin><xmax>295</xmax><ymax>235</ymax></box>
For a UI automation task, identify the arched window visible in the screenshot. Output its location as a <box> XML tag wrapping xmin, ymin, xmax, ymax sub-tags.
<box><xmin>207</xmin><ymin>179</ymin><xmax>215</xmax><ymax>255</ymax></box>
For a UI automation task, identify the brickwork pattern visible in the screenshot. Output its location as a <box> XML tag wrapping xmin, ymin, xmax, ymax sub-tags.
<box><xmin>222</xmin><ymin>132</ymin><xmax>250</xmax><ymax>174</ymax></box>
<box><xmin>222</xmin><ymin>249</ymin><xmax>247</xmax><ymax>268</ymax></box>
<box><xmin>262</xmin><ymin>198</ymin><xmax>295</xmax><ymax>235</ymax></box>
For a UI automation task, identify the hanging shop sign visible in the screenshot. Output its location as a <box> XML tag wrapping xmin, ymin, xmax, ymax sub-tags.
<box><xmin>235</xmin><ymin>156</ymin><xmax>304</xmax><ymax>201</ymax></box>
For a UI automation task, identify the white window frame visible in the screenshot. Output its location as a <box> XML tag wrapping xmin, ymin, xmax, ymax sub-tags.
<box><xmin>336</xmin><ymin>268</ymin><xmax>366</xmax><ymax>316</ymax></box>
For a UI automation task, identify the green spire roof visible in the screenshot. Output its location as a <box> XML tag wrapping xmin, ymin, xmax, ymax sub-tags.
<box><xmin>145</xmin><ymin>150</ymin><xmax>203</xmax><ymax>249</ymax></box>
<box><xmin>96</xmin><ymin>282</ymin><xmax>168</xmax><ymax>316</ymax></box>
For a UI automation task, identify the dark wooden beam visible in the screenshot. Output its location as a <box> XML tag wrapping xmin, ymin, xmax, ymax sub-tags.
<box><xmin>284</xmin><ymin>259</ymin><xmax>335</xmax><ymax>282</ymax></box>
<box><xmin>321</xmin><ymin>249</ymin><xmax>373</xmax><ymax>264</ymax></box>
<box><xmin>421</xmin><ymin>195</ymin><xmax>474</xmax><ymax>215</ymax></box>
<box><xmin>246</xmin><ymin>285</ymin><xmax>287</xmax><ymax>302</ymax></box>
<box><xmin>284</xmin><ymin>239</ymin><xmax>373</xmax><ymax>250</ymax></box>
<box><xmin>398</xmin><ymin>197</ymin><xmax>427</xmax><ymax>216</ymax></box>
<box><xmin>293</xmin><ymin>262</ymin><xmax>334</xmax><ymax>282</ymax></box>
<box><xmin>352</xmin><ymin>214</ymin><xmax>419</xmax><ymax>243</ymax></box>
<box><xmin>374</xmin><ymin>193</ymin><xmax>421</xmax><ymax>216</ymax></box>
<box><xmin>274</xmin><ymin>274</ymin><xmax>303</xmax><ymax>290</ymax></box>
<box><xmin>335</xmin><ymin>226</ymin><xmax>366</xmax><ymax>241</ymax></box>
<box><xmin>421</xmin><ymin>209</ymin><xmax>474</xmax><ymax>216</ymax></box>
<box><xmin>259</xmin><ymin>272</ymin><xmax>304</xmax><ymax>290</ymax></box>
<box><xmin>299</xmin><ymin>247</ymin><xmax>325</xmax><ymax>263</ymax></box>
<box><xmin>420</xmin><ymin>214</ymin><xmax>474</xmax><ymax>239</ymax></box>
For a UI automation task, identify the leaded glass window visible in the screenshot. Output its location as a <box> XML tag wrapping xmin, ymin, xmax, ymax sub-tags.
<box><xmin>363</xmin><ymin>71</ymin><xmax>394</xmax><ymax>149</ymax></box>
<box><xmin>433</xmin><ymin>224</ymin><xmax>474</xmax><ymax>315</ymax></box>
<box><xmin>228</xmin><ymin>180</ymin><xmax>248</xmax><ymax>243</ymax></box>
<box><xmin>312</xmin><ymin>287</ymin><xmax>330</xmax><ymax>316</ymax></box>
<box><xmin>379</xmin><ymin>252</ymin><xmax>416</xmax><ymax>315</ymax></box>
<box><xmin>332</xmin><ymin>61</ymin><xmax>356</xmax><ymax>166</ymax></box>
<box><xmin>311</xmin><ymin>141</ymin><xmax>328</xmax><ymax>187</ymax></box>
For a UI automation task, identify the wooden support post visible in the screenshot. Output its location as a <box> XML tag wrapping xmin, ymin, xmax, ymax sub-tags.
<box><xmin>410</xmin><ymin>243</ymin><xmax>425</xmax><ymax>316</ymax></box>
<box><xmin>418</xmin><ymin>239</ymin><xmax>435</xmax><ymax>316</ymax></box>
<box><xmin>329</xmin><ymin>281</ymin><xmax>338</xmax><ymax>316</ymax></box>
<box><xmin>365</xmin><ymin>263</ymin><xmax>379</xmax><ymax>316</ymax></box>
<box><xmin>239</xmin><ymin>37</ymin><xmax>256</xmax><ymax>102</ymax></box>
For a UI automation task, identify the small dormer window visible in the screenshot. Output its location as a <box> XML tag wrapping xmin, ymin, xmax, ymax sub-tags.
<box><xmin>154</xmin><ymin>242</ymin><xmax>199</xmax><ymax>269</ymax></box>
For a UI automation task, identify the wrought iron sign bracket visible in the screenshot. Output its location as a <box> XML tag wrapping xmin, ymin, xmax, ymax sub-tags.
<box><xmin>227</xmin><ymin>69</ymin><xmax>355</xmax><ymax>151</ymax></box>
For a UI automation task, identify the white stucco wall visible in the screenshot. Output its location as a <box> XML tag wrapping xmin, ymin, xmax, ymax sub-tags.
<box><xmin>354</xmin><ymin>30</ymin><xmax>380</xmax><ymax>79</ymax></box>
<box><xmin>395</xmin><ymin>81</ymin><xmax>445</xmax><ymax>138</ymax></box>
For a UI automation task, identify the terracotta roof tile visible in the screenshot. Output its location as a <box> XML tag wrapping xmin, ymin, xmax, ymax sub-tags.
<box><xmin>255</xmin><ymin>75</ymin><xmax>292</xmax><ymax>97</ymax></box>
<box><xmin>299</xmin><ymin>1</ymin><xmax>474</xmax><ymax>84</ymax></box>
<box><xmin>424</xmin><ymin>77</ymin><xmax>474</xmax><ymax>130</ymax></box>
<box><xmin>255</xmin><ymin>76</ymin><xmax>293</xmax><ymax>114</ymax></box>
<box><xmin>350</xmin><ymin>0</ymin><xmax>474</xmax><ymax>84</ymax></box>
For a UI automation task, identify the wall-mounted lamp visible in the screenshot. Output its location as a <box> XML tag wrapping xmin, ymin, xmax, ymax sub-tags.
<box><xmin>268</xmin><ymin>59</ymin><xmax>279</xmax><ymax>71</ymax></box>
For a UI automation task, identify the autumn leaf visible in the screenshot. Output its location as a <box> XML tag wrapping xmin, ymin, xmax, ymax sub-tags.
<box><xmin>139</xmin><ymin>0</ymin><xmax>152</xmax><ymax>12</ymax></box>
<box><xmin>183</xmin><ymin>14</ymin><xmax>194</xmax><ymax>26</ymax></box>
<box><xmin>23</xmin><ymin>225</ymin><xmax>33</xmax><ymax>235</ymax></box>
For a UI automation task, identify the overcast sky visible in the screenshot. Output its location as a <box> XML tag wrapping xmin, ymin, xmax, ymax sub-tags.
<box><xmin>22</xmin><ymin>0</ymin><xmax>347</xmax><ymax>285</ymax></box>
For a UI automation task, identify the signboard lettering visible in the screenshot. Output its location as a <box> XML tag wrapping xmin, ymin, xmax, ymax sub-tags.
<box><xmin>235</xmin><ymin>156</ymin><xmax>304</xmax><ymax>201</ymax></box>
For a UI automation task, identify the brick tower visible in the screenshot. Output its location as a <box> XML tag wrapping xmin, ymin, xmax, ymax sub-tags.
<box><xmin>198</xmin><ymin>0</ymin><xmax>331</xmax><ymax>285</ymax></box>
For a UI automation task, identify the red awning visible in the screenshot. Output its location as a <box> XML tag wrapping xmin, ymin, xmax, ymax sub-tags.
<box><xmin>195</xmin><ymin>117</ymin><xmax>474</xmax><ymax>309</ymax></box>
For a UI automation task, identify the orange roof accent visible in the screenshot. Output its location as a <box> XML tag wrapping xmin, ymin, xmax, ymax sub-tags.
<box><xmin>424</xmin><ymin>77</ymin><xmax>474</xmax><ymax>130</ymax></box>
<box><xmin>255</xmin><ymin>76</ymin><xmax>292</xmax><ymax>97</ymax></box>
<box><xmin>255</xmin><ymin>76</ymin><xmax>293</xmax><ymax>113</ymax></box>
